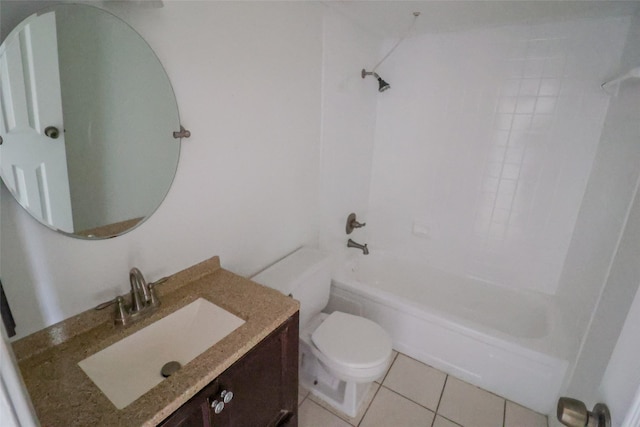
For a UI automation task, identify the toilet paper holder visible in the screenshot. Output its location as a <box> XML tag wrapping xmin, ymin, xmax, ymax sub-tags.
<box><xmin>557</xmin><ymin>397</ymin><xmax>611</xmax><ymax>427</ymax></box>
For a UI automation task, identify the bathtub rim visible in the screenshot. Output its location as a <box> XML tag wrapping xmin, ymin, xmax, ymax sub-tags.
<box><xmin>331</xmin><ymin>258</ymin><xmax>572</xmax><ymax>363</ymax></box>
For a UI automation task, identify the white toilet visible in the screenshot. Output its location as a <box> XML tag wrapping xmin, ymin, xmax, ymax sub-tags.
<box><xmin>252</xmin><ymin>247</ymin><xmax>392</xmax><ymax>418</ymax></box>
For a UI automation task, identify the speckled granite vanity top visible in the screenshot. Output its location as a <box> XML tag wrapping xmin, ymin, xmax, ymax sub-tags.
<box><xmin>12</xmin><ymin>256</ymin><xmax>299</xmax><ymax>427</ymax></box>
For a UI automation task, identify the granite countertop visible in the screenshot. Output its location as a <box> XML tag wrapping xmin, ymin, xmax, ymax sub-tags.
<box><xmin>12</xmin><ymin>256</ymin><xmax>299</xmax><ymax>427</ymax></box>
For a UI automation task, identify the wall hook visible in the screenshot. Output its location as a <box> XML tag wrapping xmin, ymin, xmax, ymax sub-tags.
<box><xmin>173</xmin><ymin>125</ymin><xmax>191</xmax><ymax>139</ymax></box>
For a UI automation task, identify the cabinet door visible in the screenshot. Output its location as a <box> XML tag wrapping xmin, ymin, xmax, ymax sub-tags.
<box><xmin>159</xmin><ymin>380</ymin><xmax>218</xmax><ymax>427</ymax></box>
<box><xmin>159</xmin><ymin>312</ymin><xmax>299</xmax><ymax>427</ymax></box>
<box><xmin>213</xmin><ymin>313</ymin><xmax>299</xmax><ymax>427</ymax></box>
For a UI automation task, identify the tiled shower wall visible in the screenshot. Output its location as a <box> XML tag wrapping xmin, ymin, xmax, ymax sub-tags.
<box><xmin>367</xmin><ymin>16</ymin><xmax>632</xmax><ymax>294</ymax></box>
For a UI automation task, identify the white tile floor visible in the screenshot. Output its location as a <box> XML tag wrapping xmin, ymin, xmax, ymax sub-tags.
<box><xmin>298</xmin><ymin>352</ymin><xmax>548</xmax><ymax>427</ymax></box>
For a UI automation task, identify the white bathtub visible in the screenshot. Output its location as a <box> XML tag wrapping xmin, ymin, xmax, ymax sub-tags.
<box><xmin>328</xmin><ymin>252</ymin><xmax>569</xmax><ymax>414</ymax></box>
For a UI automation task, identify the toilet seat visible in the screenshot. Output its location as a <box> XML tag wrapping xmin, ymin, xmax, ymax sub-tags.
<box><xmin>309</xmin><ymin>312</ymin><xmax>392</xmax><ymax>382</ymax></box>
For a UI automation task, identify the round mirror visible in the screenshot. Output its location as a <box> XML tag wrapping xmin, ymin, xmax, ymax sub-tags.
<box><xmin>0</xmin><ymin>4</ymin><xmax>182</xmax><ymax>239</ymax></box>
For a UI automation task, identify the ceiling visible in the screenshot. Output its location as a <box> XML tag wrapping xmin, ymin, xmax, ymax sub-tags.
<box><xmin>325</xmin><ymin>1</ymin><xmax>640</xmax><ymax>39</ymax></box>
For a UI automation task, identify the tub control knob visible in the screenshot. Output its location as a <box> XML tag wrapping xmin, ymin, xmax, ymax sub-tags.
<box><xmin>221</xmin><ymin>390</ymin><xmax>233</xmax><ymax>404</ymax></box>
<box><xmin>211</xmin><ymin>400</ymin><xmax>224</xmax><ymax>414</ymax></box>
<box><xmin>346</xmin><ymin>213</ymin><xmax>366</xmax><ymax>234</ymax></box>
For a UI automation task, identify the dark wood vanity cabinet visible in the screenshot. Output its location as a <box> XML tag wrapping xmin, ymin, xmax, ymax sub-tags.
<box><xmin>159</xmin><ymin>312</ymin><xmax>299</xmax><ymax>427</ymax></box>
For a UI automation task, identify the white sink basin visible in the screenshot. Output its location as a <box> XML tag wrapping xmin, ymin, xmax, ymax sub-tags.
<box><xmin>78</xmin><ymin>298</ymin><xmax>245</xmax><ymax>409</ymax></box>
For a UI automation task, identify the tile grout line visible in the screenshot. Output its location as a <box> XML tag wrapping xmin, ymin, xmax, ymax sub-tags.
<box><xmin>356</xmin><ymin>383</ymin><xmax>384</xmax><ymax>427</ymax></box>
<box><xmin>431</xmin><ymin>375</ymin><xmax>449</xmax><ymax>427</ymax></box>
<box><xmin>435</xmin><ymin>374</ymin><xmax>449</xmax><ymax>414</ymax></box>
<box><xmin>380</xmin><ymin>351</ymin><xmax>400</xmax><ymax>384</ymax></box>
<box><xmin>298</xmin><ymin>392</ymin><xmax>308</xmax><ymax>408</ymax></box>
<box><xmin>436</xmin><ymin>414</ymin><xmax>465</xmax><ymax>427</ymax></box>
<box><xmin>356</xmin><ymin>352</ymin><xmax>399</xmax><ymax>427</ymax></box>
<box><xmin>503</xmin><ymin>399</ymin><xmax>507</xmax><ymax>427</ymax></box>
<box><xmin>377</xmin><ymin>384</ymin><xmax>443</xmax><ymax>426</ymax></box>
<box><xmin>381</xmin><ymin>353</ymin><xmax>450</xmax><ymax>416</ymax></box>
<box><xmin>380</xmin><ymin>382</ymin><xmax>446</xmax><ymax>416</ymax></box>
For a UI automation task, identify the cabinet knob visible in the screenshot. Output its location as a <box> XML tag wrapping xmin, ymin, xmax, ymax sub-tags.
<box><xmin>211</xmin><ymin>400</ymin><xmax>224</xmax><ymax>414</ymax></box>
<box><xmin>220</xmin><ymin>390</ymin><xmax>233</xmax><ymax>404</ymax></box>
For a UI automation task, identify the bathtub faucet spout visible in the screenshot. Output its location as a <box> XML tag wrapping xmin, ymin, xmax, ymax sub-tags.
<box><xmin>347</xmin><ymin>239</ymin><xmax>369</xmax><ymax>255</ymax></box>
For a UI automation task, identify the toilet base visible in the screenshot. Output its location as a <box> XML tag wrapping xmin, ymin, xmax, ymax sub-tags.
<box><xmin>300</xmin><ymin>340</ymin><xmax>375</xmax><ymax>418</ymax></box>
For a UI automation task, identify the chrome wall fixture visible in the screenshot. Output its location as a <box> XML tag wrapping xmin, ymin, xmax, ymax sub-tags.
<box><xmin>346</xmin><ymin>212</ymin><xmax>366</xmax><ymax>234</ymax></box>
<box><xmin>361</xmin><ymin>69</ymin><xmax>391</xmax><ymax>92</ymax></box>
<box><xmin>347</xmin><ymin>238</ymin><xmax>369</xmax><ymax>255</ymax></box>
<box><xmin>601</xmin><ymin>65</ymin><xmax>640</xmax><ymax>96</ymax></box>
<box><xmin>173</xmin><ymin>125</ymin><xmax>191</xmax><ymax>139</ymax></box>
<box><xmin>346</xmin><ymin>213</ymin><xmax>369</xmax><ymax>254</ymax></box>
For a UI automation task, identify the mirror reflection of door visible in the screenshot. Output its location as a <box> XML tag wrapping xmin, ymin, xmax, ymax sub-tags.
<box><xmin>0</xmin><ymin>11</ymin><xmax>74</xmax><ymax>232</ymax></box>
<box><xmin>1</xmin><ymin>4</ymin><xmax>182</xmax><ymax>239</ymax></box>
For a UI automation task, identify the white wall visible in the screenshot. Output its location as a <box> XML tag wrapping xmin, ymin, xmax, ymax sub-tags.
<box><xmin>600</xmin><ymin>280</ymin><xmax>640</xmax><ymax>427</ymax></box>
<box><xmin>318</xmin><ymin>7</ymin><xmax>379</xmax><ymax>261</ymax></box>
<box><xmin>1</xmin><ymin>1</ymin><xmax>323</xmax><ymax>339</ymax></box>
<box><xmin>556</xmin><ymin>14</ymin><xmax>640</xmax><ymax>343</ymax></box>
<box><xmin>559</xmin><ymin>13</ymin><xmax>640</xmax><ymax>419</ymax></box>
<box><xmin>367</xmin><ymin>16</ymin><xmax>631</xmax><ymax>295</ymax></box>
<box><xmin>567</xmin><ymin>176</ymin><xmax>640</xmax><ymax>408</ymax></box>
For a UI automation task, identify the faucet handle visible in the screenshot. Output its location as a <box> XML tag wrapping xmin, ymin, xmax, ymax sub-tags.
<box><xmin>95</xmin><ymin>296</ymin><xmax>130</xmax><ymax>326</ymax></box>
<box><xmin>113</xmin><ymin>297</ymin><xmax>131</xmax><ymax>326</ymax></box>
<box><xmin>147</xmin><ymin>282</ymin><xmax>161</xmax><ymax>308</ymax></box>
<box><xmin>352</xmin><ymin>219</ymin><xmax>366</xmax><ymax>228</ymax></box>
<box><xmin>147</xmin><ymin>276</ymin><xmax>168</xmax><ymax>307</ymax></box>
<box><xmin>346</xmin><ymin>213</ymin><xmax>367</xmax><ymax>234</ymax></box>
<box><xmin>96</xmin><ymin>295</ymin><xmax>126</xmax><ymax>311</ymax></box>
<box><xmin>151</xmin><ymin>276</ymin><xmax>169</xmax><ymax>287</ymax></box>
<box><xmin>95</xmin><ymin>297</ymin><xmax>119</xmax><ymax>311</ymax></box>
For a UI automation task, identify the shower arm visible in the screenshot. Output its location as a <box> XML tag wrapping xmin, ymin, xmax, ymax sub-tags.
<box><xmin>601</xmin><ymin>65</ymin><xmax>640</xmax><ymax>96</ymax></box>
<box><xmin>361</xmin><ymin>70</ymin><xmax>382</xmax><ymax>80</ymax></box>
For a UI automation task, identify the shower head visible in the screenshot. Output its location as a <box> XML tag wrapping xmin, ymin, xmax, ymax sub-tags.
<box><xmin>378</xmin><ymin>77</ymin><xmax>391</xmax><ymax>92</ymax></box>
<box><xmin>362</xmin><ymin>69</ymin><xmax>391</xmax><ymax>92</ymax></box>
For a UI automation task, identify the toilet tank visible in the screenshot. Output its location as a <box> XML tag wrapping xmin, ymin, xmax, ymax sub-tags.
<box><xmin>252</xmin><ymin>247</ymin><xmax>331</xmax><ymax>330</ymax></box>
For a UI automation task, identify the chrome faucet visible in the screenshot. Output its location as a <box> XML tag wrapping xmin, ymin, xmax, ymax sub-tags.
<box><xmin>96</xmin><ymin>267</ymin><xmax>164</xmax><ymax>326</ymax></box>
<box><xmin>347</xmin><ymin>238</ymin><xmax>369</xmax><ymax>255</ymax></box>
<box><xmin>128</xmin><ymin>267</ymin><xmax>162</xmax><ymax>317</ymax></box>
<box><xmin>130</xmin><ymin>267</ymin><xmax>151</xmax><ymax>313</ymax></box>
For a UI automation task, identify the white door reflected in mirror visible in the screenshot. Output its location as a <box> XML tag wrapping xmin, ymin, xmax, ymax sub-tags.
<box><xmin>0</xmin><ymin>11</ymin><xmax>73</xmax><ymax>231</ymax></box>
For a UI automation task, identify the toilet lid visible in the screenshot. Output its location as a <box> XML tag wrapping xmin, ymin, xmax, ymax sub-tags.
<box><xmin>311</xmin><ymin>312</ymin><xmax>391</xmax><ymax>369</ymax></box>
